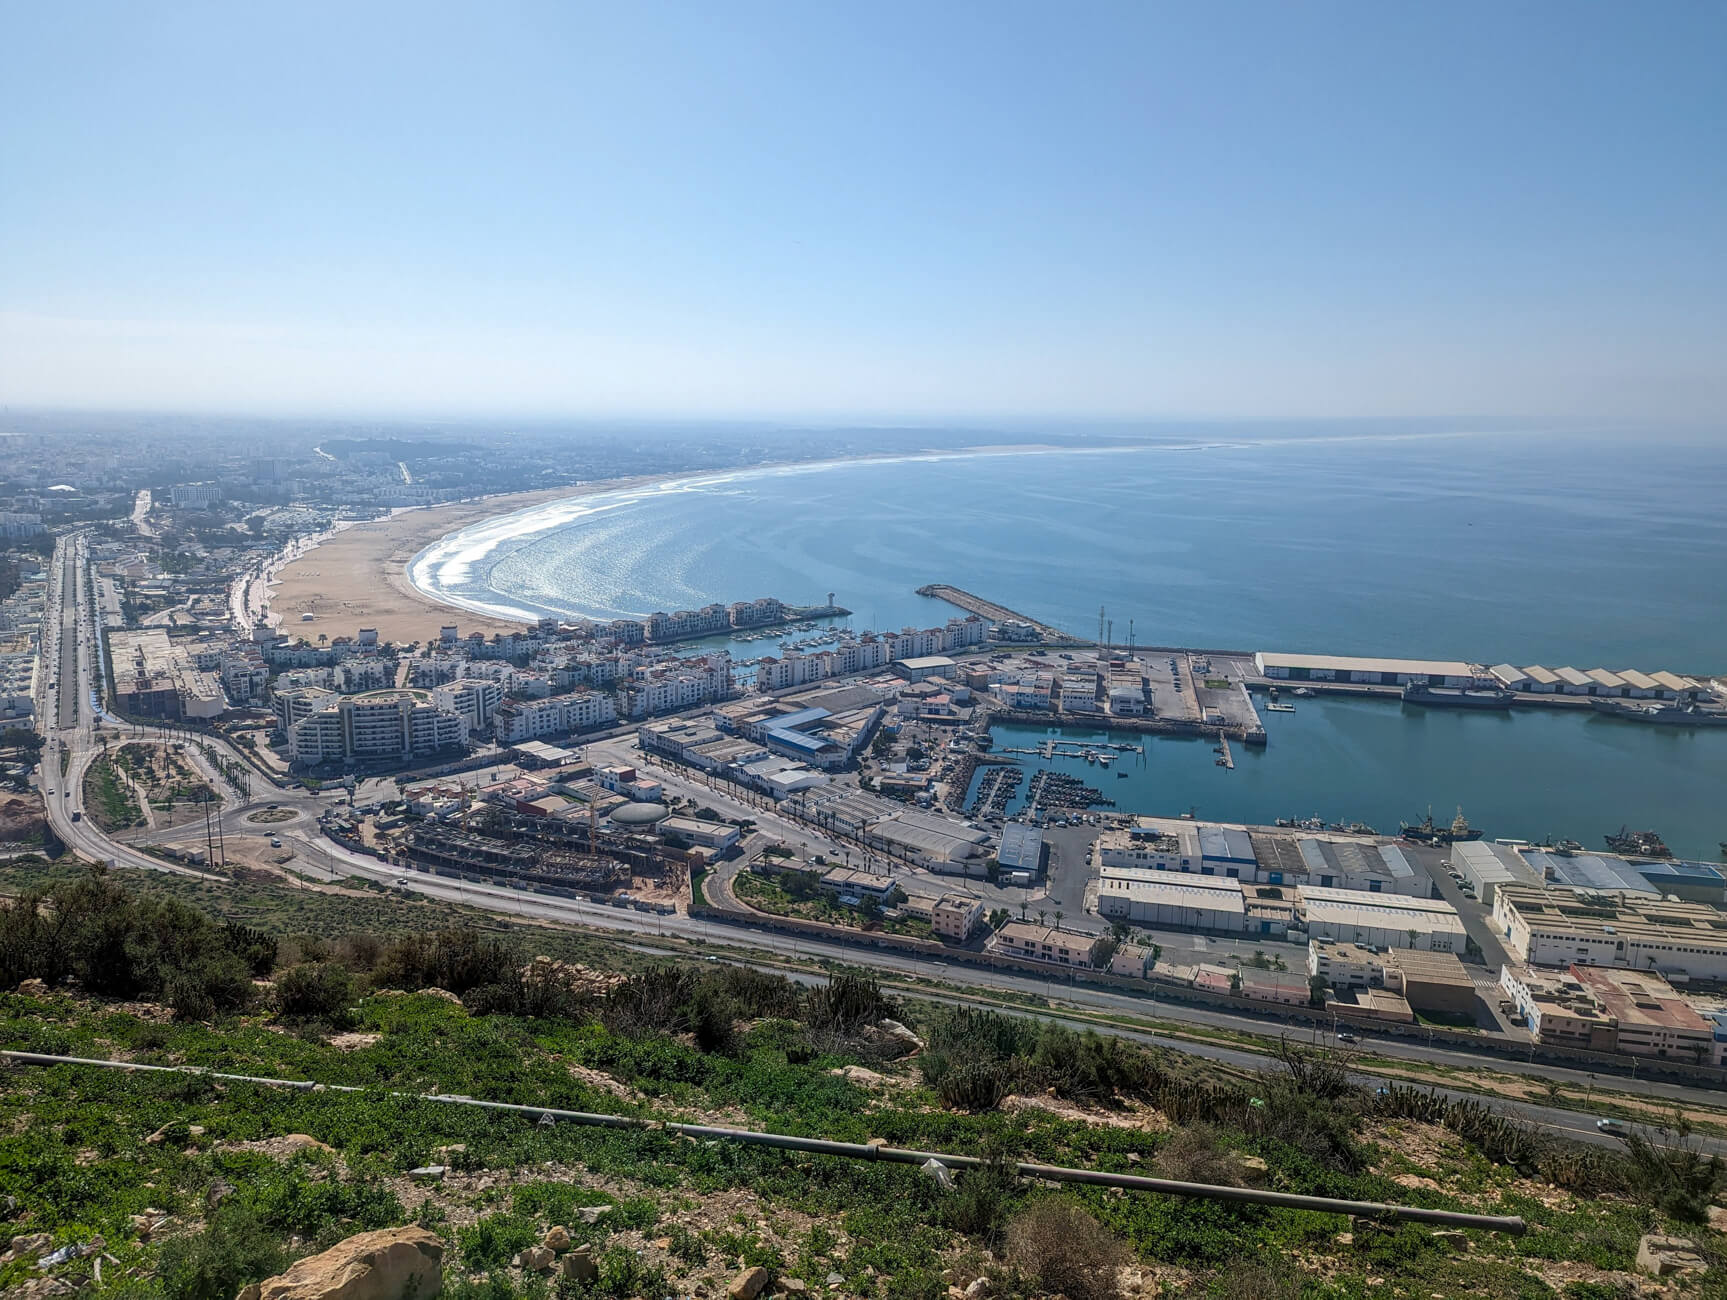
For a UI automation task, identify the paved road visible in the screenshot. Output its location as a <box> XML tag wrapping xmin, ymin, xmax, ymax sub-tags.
<box><xmin>32</xmin><ymin>551</ymin><xmax>1727</xmax><ymax>1151</ymax></box>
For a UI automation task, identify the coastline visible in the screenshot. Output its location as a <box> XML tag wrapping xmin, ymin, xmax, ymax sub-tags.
<box><xmin>264</xmin><ymin>444</ymin><xmax>1127</xmax><ymax>644</ymax></box>
<box><xmin>266</xmin><ymin>476</ymin><xmax>673</xmax><ymax>644</ymax></box>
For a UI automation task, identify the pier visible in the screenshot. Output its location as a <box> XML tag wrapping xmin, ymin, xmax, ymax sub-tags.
<box><xmin>916</xmin><ymin>583</ymin><xmax>1076</xmax><ymax>643</ymax></box>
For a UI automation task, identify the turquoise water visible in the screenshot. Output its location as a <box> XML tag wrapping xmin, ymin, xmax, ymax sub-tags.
<box><xmin>409</xmin><ymin>429</ymin><xmax>1727</xmax><ymax>857</ymax></box>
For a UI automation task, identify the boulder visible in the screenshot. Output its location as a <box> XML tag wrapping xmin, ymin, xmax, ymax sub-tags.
<box><xmin>1708</xmin><ymin>1205</ymin><xmax>1727</xmax><ymax>1234</ymax></box>
<box><xmin>6</xmin><ymin>1229</ymin><xmax>52</xmax><ymax>1256</ymax></box>
<box><xmin>542</xmin><ymin>1226</ymin><xmax>570</xmax><ymax>1253</ymax></box>
<box><xmin>522</xmin><ymin>1247</ymin><xmax>555</xmax><ymax>1274</ymax></box>
<box><xmin>1430</xmin><ymin>1231</ymin><xmax>1468</xmax><ymax>1251</ymax></box>
<box><xmin>875</xmin><ymin>1019</ymin><xmax>924</xmax><ymax>1052</ymax></box>
<box><xmin>1392</xmin><ymin>1173</ymin><xmax>1440</xmax><ymax>1191</ymax></box>
<box><xmin>250</xmin><ymin>1227</ymin><xmax>443</xmax><ymax>1300</ymax></box>
<box><xmin>560</xmin><ymin>1249</ymin><xmax>597</xmax><ymax>1283</ymax></box>
<box><xmin>576</xmin><ymin>1205</ymin><xmax>612</xmax><ymax>1225</ymax></box>
<box><xmin>828</xmin><ymin>1066</ymin><xmax>886</xmax><ymax>1087</ymax></box>
<box><xmin>729</xmin><ymin>1267</ymin><xmax>770</xmax><ymax>1300</ymax></box>
<box><xmin>1636</xmin><ymin>1234</ymin><xmax>1708</xmax><ymax>1278</ymax></box>
<box><xmin>15</xmin><ymin>978</ymin><xmax>48</xmax><ymax>998</ymax></box>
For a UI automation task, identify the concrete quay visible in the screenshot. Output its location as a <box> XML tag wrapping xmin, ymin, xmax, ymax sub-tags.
<box><xmin>917</xmin><ymin>583</ymin><xmax>1076</xmax><ymax>642</ymax></box>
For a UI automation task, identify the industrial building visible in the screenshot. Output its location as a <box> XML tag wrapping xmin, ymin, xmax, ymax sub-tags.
<box><xmin>892</xmin><ymin>655</ymin><xmax>958</xmax><ymax>682</ymax></box>
<box><xmin>1498</xmin><ymin>963</ymin><xmax>1619</xmax><ymax>1050</ymax></box>
<box><xmin>995</xmin><ymin>823</ymin><xmax>1045</xmax><ymax>878</ymax></box>
<box><xmin>1451</xmin><ymin>840</ymin><xmax>1542</xmax><ymax>904</ymax></box>
<box><xmin>1253</xmin><ymin>653</ymin><xmax>1483</xmax><ymax>686</ymax></box>
<box><xmin>1296</xmin><ymin>887</ymin><xmax>1466</xmax><ymax>952</ymax></box>
<box><xmin>658</xmin><ymin>817</ymin><xmax>740</xmax><ymax>852</ymax></box>
<box><xmin>1097</xmin><ymin>871</ymin><xmax>1248</xmax><ymax>934</ymax></box>
<box><xmin>1249</xmin><ymin>832</ymin><xmax>1430</xmax><ymax>895</ymax></box>
<box><xmin>1493</xmin><ymin>886</ymin><xmax>1727</xmax><ymax>981</ymax></box>
<box><xmin>1570</xmin><ymin>966</ymin><xmax>1717</xmax><ymax>1063</ymax></box>
<box><xmin>1382</xmin><ymin>949</ymin><xmax>1477</xmax><ymax>1017</ymax></box>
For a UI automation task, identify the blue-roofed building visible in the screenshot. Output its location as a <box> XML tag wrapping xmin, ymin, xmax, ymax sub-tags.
<box><xmin>1634</xmin><ymin>860</ymin><xmax>1727</xmax><ymax>906</ymax></box>
<box><xmin>1198</xmin><ymin>826</ymin><xmax>1256</xmax><ymax>878</ymax></box>
<box><xmin>1526</xmin><ymin>849</ymin><xmax>1660</xmax><ymax>897</ymax></box>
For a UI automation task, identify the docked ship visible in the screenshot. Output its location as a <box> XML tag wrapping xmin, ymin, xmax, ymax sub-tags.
<box><xmin>1400</xmin><ymin>806</ymin><xmax>1484</xmax><ymax>845</ymax></box>
<box><xmin>1588</xmin><ymin>699</ymin><xmax>1727</xmax><ymax>727</ymax></box>
<box><xmin>1604</xmin><ymin>826</ymin><xmax>1672</xmax><ymax>859</ymax></box>
<box><xmin>1401</xmin><ymin>678</ymin><xmax>1515</xmax><ymax>709</ymax></box>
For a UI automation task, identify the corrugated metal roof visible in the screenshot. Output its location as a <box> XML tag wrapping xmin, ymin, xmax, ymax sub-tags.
<box><xmin>1377</xmin><ymin>844</ymin><xmax>1416</xmax><ymax>879</ymax></box>
<box><xmin>1198</xmin><ymin>826</ymin><xmax>1255</xmax><ymax>862</ymax></box>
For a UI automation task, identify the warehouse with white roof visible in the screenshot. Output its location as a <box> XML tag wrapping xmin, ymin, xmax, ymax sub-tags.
<box><xmin>1296</xmin><ymin>887</ymin><xmax>1467</xmax><ymax>952</ymax></box>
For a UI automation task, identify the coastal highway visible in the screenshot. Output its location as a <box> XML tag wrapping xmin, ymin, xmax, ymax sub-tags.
<box><xmin>33</xmin><ymin>541</ymin><xmax>1727</xmax><ymax>1149</ymax></box>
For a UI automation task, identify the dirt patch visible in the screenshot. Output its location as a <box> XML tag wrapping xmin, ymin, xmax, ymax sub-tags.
<box><xmin>246</xmin><ymin>809</ymin><xmax>297</xmax><ymax>824</ymax></box>
<box><xmin>327</xmin><ymin>1032</ymin><xmax>382</xmax><ymax>1051</ymax></box>
<box><xmin>0</xmin><ymin>794</ymin><xmax>45</xmax><ymax>842</ymax></box>
<box><xmin>1003</xmin><ymin>1093</ymin><xmax>1168</xmax><ymax>1132</ymax></box>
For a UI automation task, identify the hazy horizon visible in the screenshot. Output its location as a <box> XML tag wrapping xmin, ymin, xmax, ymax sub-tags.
<box><xmin>3</xmin><ymin>2</ymin><xmax>1724</xmax><ymax>423</ymax></box>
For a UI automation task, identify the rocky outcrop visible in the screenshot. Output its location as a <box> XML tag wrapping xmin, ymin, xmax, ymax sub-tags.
<box><xmin>728</xmin><ymin>1267</ymin><xmax>769</xmax><ymax>1300</ymax></box>
<box><xmin>1636</xmin><ymin>1234</ymin><xmax>1707</xmax><ymax>1278</ymax></box>
<box><xmin>248</xmin><ymin>1227</ymin><xmax>443</xmax><ymax>1300</ymax></box>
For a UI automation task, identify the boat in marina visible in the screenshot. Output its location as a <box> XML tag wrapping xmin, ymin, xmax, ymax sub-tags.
<box><xmin>1604</xmin><ymin>826</ymin><xmax>1672</xmax><ymax>858</ymax></box>
<box><xmin>1401</xmin><ymin>679</ymin><xmax>1515</xmax><ymax>709</ymax></box>
<box><xmin>1400</xmin><ymin>806</ymin><xmax>1483</xmax><ymax>845</ymax></box>
<box><xmin>1589</xmin><ymin>699</ymin><xmax>1727</xmax><ymax>727</ymax></box>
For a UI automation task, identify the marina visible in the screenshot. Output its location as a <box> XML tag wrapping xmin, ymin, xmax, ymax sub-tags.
<box><xmin>978</xmin><ymin>692</ymin><xmax>1727</xmax><ymax>859</ymax></box>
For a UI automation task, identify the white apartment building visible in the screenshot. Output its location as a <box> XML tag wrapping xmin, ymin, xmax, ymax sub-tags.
<box><xmin>288</xmin><ymin>690</ymin><xmax>465</xmax><ymax>765</ymax></box>
<box><xmin>275</xmin><ymin>685</ymin><xmax>336</xmax><ymax>734</ymax></box>
<box><xmin>433</xmin><ymin>678</ymin><xmax>504</xmax><ymax>734</ymax></box>
<box><xmin>338</xmin><ymin>658</ymin><xmax>395</xmax><ymax>693</ymax></box>
<box><xmin>494</xmin><ymin>691</ymin><xmax>616</xmax><ymax>743</ymax></box>
<box><xmin>758</xmin><ymin>651</ymin><xmax>834</xmax><ymax>692</ymax></box>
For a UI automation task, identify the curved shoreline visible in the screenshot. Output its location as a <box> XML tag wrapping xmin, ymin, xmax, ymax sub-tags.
<box><xmin>272</xmin><ymin>429</ymin><xmax>1519</xmax><ymax>645</ymax></box>
<box><xmin>265</xmin><ymin>477</ymin><xmax>673</xmax><ymax>643</ymax></box>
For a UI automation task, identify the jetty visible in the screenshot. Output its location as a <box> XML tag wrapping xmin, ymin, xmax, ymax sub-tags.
<box><xmin>916</xmin><ymin>583</ymin><xmax>1075</xmax><ymax>643</ymax></box>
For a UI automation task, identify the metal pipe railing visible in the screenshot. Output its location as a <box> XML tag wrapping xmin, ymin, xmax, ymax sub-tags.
<box><xmin>3</xmin><ymin>1049</ymin><xmax>1525</xmax><ymax>1234</ymax></box>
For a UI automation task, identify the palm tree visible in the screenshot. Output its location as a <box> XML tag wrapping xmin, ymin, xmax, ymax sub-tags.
<box><xmin>1054</xmin><ymin>910</ymin><xmax>1064</xmax><ymax>930</ymax></box>
<box><xmin>1036</xmin><ymin>910</ymin><xmax>1047</xmax><ymax>928</ymax></box>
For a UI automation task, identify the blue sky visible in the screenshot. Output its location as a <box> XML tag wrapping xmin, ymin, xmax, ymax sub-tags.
<box><xmin>1</xmin><ymin>2</ymin><xmax>1722</xmax><ymax>422</ymax></box>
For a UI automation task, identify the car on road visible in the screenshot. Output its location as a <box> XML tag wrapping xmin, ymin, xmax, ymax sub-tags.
<box><xmin>1336</xmin><ymin>1030</ymin><xmax>1358</xmax><ymax>1043</ymax></box>
<box><xmin>1596</xmin><ymin>1118</ymin><xmax>1628</xmax><ymax>1137</ymax></box>
<box><xmin>270</xmin><ymin>837</ymin><xmax>282</xmax><ymax>848</ymax></box>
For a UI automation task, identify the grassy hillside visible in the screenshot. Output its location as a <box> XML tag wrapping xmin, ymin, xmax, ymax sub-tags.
<box><xmin>1</xmin><ymin>865</ymin><xmax>1724</xmax><ymax>1300</ymax></box>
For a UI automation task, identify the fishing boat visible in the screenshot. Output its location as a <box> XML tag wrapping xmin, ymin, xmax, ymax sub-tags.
<box><xmin>1604</xmin><ymin>826</ymin><xmax>1672</xmax><ymax>859</ymax></box>
<box><xmin>1400</xmin><ymin>806</ymin><xmax>1483</xmax><ymax>845</ymax></box>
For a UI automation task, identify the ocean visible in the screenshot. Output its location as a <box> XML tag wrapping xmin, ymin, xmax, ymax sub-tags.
<box><xmin>409</xmin><ymin>428</ymin><xmax>1727</xmax><ymax>857</ymax></box>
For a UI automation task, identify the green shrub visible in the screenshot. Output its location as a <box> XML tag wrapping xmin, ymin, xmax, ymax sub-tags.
<box><xmin>275</xmin><ymin>962</ymin><xmax>358</xmax><ymax>1027</ymax></box>
<box><xmin>155</xmin><ymin>1204</ymin><xmax>286</xmax><ymax>1300</ymax></box>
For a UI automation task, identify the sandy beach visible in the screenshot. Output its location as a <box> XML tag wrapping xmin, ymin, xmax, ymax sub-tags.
<box><xmin>266</xmin><ymin>478</ymin><xmax>659</xmax><ymax>645</ymax></box>
<box><xmin>264</xmin><ymin>445</ymin><xmax>1070</xmax><ymax>646</ymax></box>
